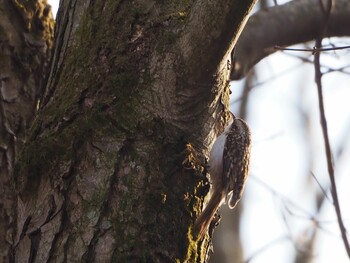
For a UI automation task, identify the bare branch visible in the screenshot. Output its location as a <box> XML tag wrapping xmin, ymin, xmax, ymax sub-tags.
<box><xmin>310</xmin><ymin>172</ymin><xmax>332</xmax><ymax>204</ymax></box>
<box><xmin>274</xmin><ymin>45</ymin><xmax>350</xmax><ymax>53</ymax></box>
<box><xmin>282</xmin><ymin>52</ymin><xmax>350</xmax><ymax>76</ymax></box>
<box><xmin>232</xmin><ymin>0</ymin><xmax>350</xmax><ymax>79</ymax></box>
<box><xmin>313</xmin><ymin>0</ymin><xmax>350</xmax><ymax>257</ymax></box>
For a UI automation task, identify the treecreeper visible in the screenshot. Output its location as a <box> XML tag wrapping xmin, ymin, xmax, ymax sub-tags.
<box><xmin>194</xmin><ymin>113</ymin><xmax>252</xmax><ymax>240</ymax></box>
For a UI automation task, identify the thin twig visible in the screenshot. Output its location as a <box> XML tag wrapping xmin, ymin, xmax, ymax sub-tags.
<box><xmin>314</xmin><ymin>45</ymin><xmax>350</xmax><ymax>256</ymax></box>
<box><xmin>231</xmin><ymin>61</ymin><xmax>304</xmax><ymax>104</ymax></box>
<box><xmin>245</xmin><ymin>236</ymin><xmax>290</xmax><ymax>263</ymax></box>
<box><xmin>313</xmin><ymin>0</ymin><xmax>350</xmax><ymax>257</ymax></box>
<box><xmin>252</xmin><ymin>174</ymin><xmax>350</xmax><ymax>238</ymax></box>
<box><xmin>310</xmin><ymin>172</ymin><xmax>332</xmax><ymax>204</ymax></box>
<box><xmin>282</xmin><ymin>52</ymin><xmax>350</xmax><ymax>76</ymax></box>
<box><xmin>251</xmin><ymin>175</ymin><xmax>316</xmax><ymax>220</ymax></box>
<box><xmin>273</xmin><ymin>45</ymin><xmax>350</xmax><ymax>53</ymax></box>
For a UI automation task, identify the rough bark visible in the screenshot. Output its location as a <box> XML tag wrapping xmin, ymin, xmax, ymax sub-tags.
<box><xmin>232</xmin><ymin>0</ymin><xmax>350</xmax><ymax>80</ymax></box>
<box><xmin>4</xmin><ymin>0</ymin><xmax>350</xmax><ymax>262</ymax></box>
<box><xmin>10</xmin><ymin>0</ymin><xmax>256</xmax><ymax>262</ymax></box>
<box><xmin>0</xmin><ymin>0</ymin><xmax>54</xmax><ymax>260</ymax></box>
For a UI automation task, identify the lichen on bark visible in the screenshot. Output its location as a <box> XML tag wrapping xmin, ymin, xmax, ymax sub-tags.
<box><xmin>4</xmin><ymin>0</ymin><xmax>257</xmax><ymax>262</ymax></box>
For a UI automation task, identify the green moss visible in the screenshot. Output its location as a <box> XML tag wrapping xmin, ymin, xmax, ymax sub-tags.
<box><xmin>17</xmin><ymin>130</ymin><xmax>73</xmax><ymax>197</ymax></box>
<box><xmin>132</xmin><ymin>1</ymin><xmax>156</xmax><ymax>16</ymax></box>
<box><xmin>15</xmin><ymin>0</ymin><xmax>206</xmax><ymax>260</ymax></box>
<box><xmin>89</xmin><ymin>183</ymin><xmax>109</xmax><ymax>208</ymax></box>
<box><xmin>156</xmin><ymin>31</ymin><xmax>179</xmax><ymax>52</ymax></box>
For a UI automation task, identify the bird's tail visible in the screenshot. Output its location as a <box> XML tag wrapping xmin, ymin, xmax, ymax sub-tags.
<box><xmin>193</xmin><ymin>191</ymin><xmax>223</xmax><ymax>240</ymax></box>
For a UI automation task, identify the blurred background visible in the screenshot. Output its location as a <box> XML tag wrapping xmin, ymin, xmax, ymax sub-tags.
<box><xmin>48</xmin><ymin>1</ymin><xmax>350</xmax><ymax>262</ymax></box>
<box><xmin>215</xmin><ymin>39</ymin><xmax>350</xmax><ymax>263</ymax></box>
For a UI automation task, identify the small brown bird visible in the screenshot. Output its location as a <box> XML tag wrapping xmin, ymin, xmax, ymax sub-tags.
<box><xmin>194</xmin><ymin>113</ymin><xmax>251</xmax><ymax>239</ymax></box>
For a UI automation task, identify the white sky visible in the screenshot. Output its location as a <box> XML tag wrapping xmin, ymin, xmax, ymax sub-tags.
<box><xmin>47</xmin><ymin>1</ymin><xmax>350</xmax><ymax>262</ymax></box>
<box><xmin>235</xmin><ymin>47</ymin><xmax>350</xmax><ymax>263</ymax></box>
<box><xmin>49</xmin><ymin>0</ymin><xmax>59</xmax><ymax>18</ymax></box>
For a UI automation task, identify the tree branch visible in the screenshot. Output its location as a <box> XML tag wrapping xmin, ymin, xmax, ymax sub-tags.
<box><xmin>180</xmin><ymin>0</ymin><xmax>257</xmax><ymax>81</ymax></box>
<box><xmin>232</xmin><ymin>0</ymin><xmax>350</xmax><ymax>80</ymax></box>
<box><xmin>314</xmin><ymin>41</ymin><xmax>350</xmax><ymax>258</ymax></box>
<box><xmin>313</xmin><ymin>0</ymin><xmax>350</xmax><ymax>257</ymax></box>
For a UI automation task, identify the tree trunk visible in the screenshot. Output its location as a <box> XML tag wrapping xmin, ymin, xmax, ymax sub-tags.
<box><xmin>3</xmin><ymin>0</ymin><xmax>256</xmax><ymax>262</ymax></box>
<box><xmin>3</xmin><ymin>0</ymin><xmax>350</xmax><ymax>262</ymax></box>
<box><xmin>0</xmin><ymin>0</ymin><xmax>53</xmax><ymax>260</ymax></box>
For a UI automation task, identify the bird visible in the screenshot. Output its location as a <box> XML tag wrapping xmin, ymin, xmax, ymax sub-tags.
<box><xmin>194</xmin><ymin>113</ymin><xmax>251</xmax><ymax>240</ymax></box>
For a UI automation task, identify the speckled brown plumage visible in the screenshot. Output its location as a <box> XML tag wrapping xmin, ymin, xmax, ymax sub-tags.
<box><xmin>194</xmin><ymin>114</ymin><xmax>251</xmax><ymax>240</ymax></box>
